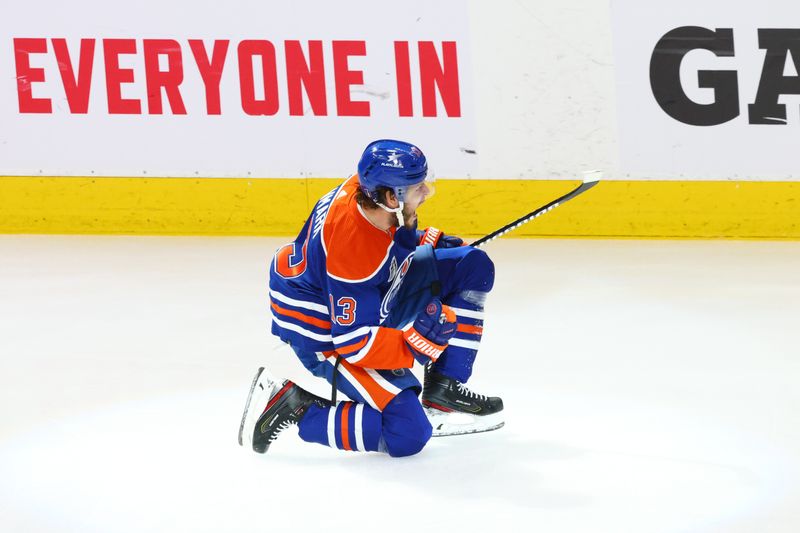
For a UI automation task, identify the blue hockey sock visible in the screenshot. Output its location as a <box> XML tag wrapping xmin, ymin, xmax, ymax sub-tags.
<box><xmin>380</xmin><ymin>389</ymin><xmax>432</xmax><ymax>457</ymax></box>
<box><xmin>297</xmin><ymin>401</ymin><xmax>382</xmax><ymax>452</ymax></box>
<box><xmin>434</xmin><ymin>291</ymin><xmax>486</xmax><ymax>382</ymax></box>
<box><xmin>428</xmin><ymin>245</ymin><xmax>494</xmax><ymax>383</ymax></box>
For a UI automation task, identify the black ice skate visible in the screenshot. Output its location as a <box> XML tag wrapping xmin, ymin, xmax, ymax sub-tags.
<box><xmin>422</xmin><ymin>366</ymin><xmax>504</xmax><ymax>437</ymax></box>
<box><xmin>238</xmin><ymin>367</ymin><xmax>330</xmax><ymax>453</ymax></box>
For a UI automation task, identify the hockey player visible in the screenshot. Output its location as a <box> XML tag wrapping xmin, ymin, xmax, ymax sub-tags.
<box><xmin>238</xmin><ymin>139</ymin><xmax>503</xmax><ymax>457</ymax></box>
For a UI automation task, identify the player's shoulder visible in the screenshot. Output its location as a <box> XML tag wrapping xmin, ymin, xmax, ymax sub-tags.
<box><xmin>323</xmin><ymin>178</ymin><xmax>394</xmax><ymax>283</ymax></box>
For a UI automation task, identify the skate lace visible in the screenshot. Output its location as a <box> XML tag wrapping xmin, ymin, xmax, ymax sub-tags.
<box><xmin>268</xmin><ymin>420</ymin><xmax>295</xmax><ymax>443</ymax></box>
<box><xmin>456</xmin><ymin>382</ymin><xmax>487</xmax><ymax>401</ymax></box>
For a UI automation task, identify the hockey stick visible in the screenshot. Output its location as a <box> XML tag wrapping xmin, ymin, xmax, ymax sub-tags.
<box><xmin>470</xmin><ymin>171</ymin><xmax>602</xmax><ymax>247</ymax></box>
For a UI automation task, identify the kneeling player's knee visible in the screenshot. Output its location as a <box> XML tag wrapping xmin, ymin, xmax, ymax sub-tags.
<box><xmin>462</xmin><ymin>247</ymin><xmax>495</xmax><ymax>292</ymax></box>
<box><xmin>381</xmin><ymin>389</ymin><xmax>432</xmax><ymax>457</ymax></box>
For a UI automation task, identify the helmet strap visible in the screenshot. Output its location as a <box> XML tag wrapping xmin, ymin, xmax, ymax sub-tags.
<box><xmin>376</xmin><ymin>200</ymin><xmax>405</xmax><ymax>227</ymax></box>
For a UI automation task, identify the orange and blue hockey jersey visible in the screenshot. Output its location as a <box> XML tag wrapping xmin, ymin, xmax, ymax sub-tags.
<box><xmin>269</xmin><ymin>176</ymin><xmax>421</xmax><ymax>370</ymax></box>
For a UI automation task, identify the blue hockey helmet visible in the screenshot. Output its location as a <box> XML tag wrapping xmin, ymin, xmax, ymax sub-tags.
<box><xmin>357</xmin><ymin>139</ymin><xmax>430</xmax><ymax>204</ymax></box>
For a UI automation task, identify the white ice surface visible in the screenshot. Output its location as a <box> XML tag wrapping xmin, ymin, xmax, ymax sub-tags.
<box><xmin>1</xmin><ymin>236</ymin><xmax>799</xmax><ymax>533</ymax></box>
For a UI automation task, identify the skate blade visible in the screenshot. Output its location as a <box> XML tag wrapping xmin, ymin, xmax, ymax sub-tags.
<box><xmin>424</xmin><ymin>407</ymin><xmax>505</xmax><ymax>437</ymax></box>
<box><xmin>237</xmin><ymin>367</ymin><xmax>279</xmax><ymax>448</ymax></box>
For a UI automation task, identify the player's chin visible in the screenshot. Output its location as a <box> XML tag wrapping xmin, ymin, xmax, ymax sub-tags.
<box><xmin>403</xmin><ymin>212</ymin><xmax>418</xmax><ymax>229</ymax></box>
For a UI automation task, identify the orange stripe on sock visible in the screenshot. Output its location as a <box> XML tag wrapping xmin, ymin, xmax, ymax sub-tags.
<box><xmin>340</xmin><ymin>403</ymin><xmax>352</xmax><ymax>451</ymax></box>
<box><xmin>457</xmin><ymin>323</ymin><xmax>483</xmax><ymax>335</ymax></box>
<box><xmin>270</xmin><ymin>301</ymin><xmax>332</xmax><ymax>329</ymax></box>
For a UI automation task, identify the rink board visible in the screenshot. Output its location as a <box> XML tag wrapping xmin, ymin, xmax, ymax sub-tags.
<box><xmin>1</xmin><ymin>177</ymin><xmax>797</xmax><ymax>238</ymax></box>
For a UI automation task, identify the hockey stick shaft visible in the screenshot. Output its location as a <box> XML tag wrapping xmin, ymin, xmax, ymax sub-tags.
<box><xmin>470</xmin><ymin>171</ymin><xmax>601</xmax><ymax>247</ymax></box>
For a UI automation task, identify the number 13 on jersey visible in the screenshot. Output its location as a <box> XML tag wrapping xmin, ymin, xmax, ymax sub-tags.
<box><xmin>329</xmin><ymin>295</ymin><xmax>357</xmax><ymax>326</ymax></box>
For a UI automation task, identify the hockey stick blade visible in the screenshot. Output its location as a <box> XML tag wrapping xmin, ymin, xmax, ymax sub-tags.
<box><xmin>470</xmin><ymin>171</ymin><xmax>601</xmax><ymax>247</ymax></box>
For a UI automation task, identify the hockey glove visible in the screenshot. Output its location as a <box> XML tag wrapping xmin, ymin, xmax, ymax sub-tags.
<box><xmin>418</xmin><ymin>227</ymin><xmax>465</xmax><ymax>249</ymax></box>
<box><xmin>403</xmin><ymin>299</ymin><xmax>457</xmax><ymax>364</ymax></box>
